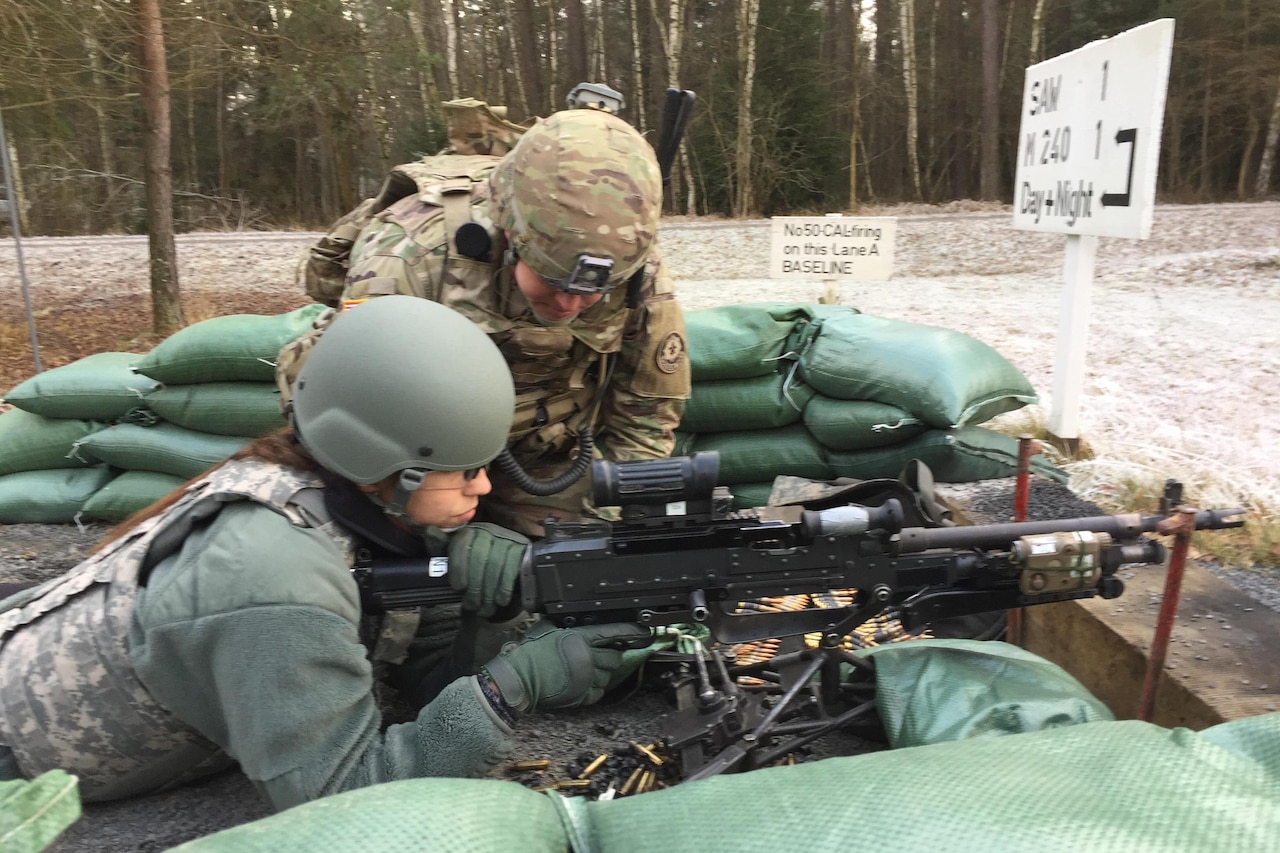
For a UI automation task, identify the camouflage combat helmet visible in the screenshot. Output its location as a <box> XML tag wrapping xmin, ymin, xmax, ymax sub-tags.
<box><xmin>290</xmin><ymin>296</ymin><xmax>515</xmax><ymax>514</ymax></box>
<box><xmin>489</xmin><ymin>108</ymin><xmax>662</xmax><ymax>293</ymax></box>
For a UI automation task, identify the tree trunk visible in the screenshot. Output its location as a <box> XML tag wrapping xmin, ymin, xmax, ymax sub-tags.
<box><xmin>1254</xmin><ymin>76</ymin><xmax>1280</xmax><ymax>196</ymax></box>
<box><xmin>514</xmin><ymin>0</ymin><xmax>545</xmax><ymax>116</ymax></box>
<box><xmin>357</xmin><ymin>16</ymin><xmax>392</xmax><ymax>170</ymax></box>
<box><xmin>564</xmin><ymin>0</ymin><xmax>590</xmax><ymax>89</ymax></box>
<box><xmin>899</xmin><ymin>0</ymin><xmax>922</xmax><ymax>200</ymax></box>
<box><xmin>1237</xmin><ymin>113</ymin><xmax>1259</xmax><ymax>199</ymax></box>
<box><xmin>872</xmin><ymin>0</ymin><xmax>901</xmax><ymax>198</ymax></box>
<box><xmin>186</xmin><ymin>49</ymin><xmax>198</xmax><ymax>195</ymax></box>
<box><xmin>652</xmin><ymin>0</ymin><xmax>687</xmax><ymax>209</ymax></box>
<box><xmin>630</xmin><ymin>0</ymin><xmax>646</xmax><ymax>134</ymax></box>
<box><xmin>443</xmin><ymin>0</ymin><xmax>460</xmax><ymax>98</ymax></box>
<box><xmin>945</xmin><ymin>0</ymin><xmax>970</xmax><ymax>198</ymax></box>
<box><xmin>502</xmin><ymin>0</ymin><xmax>532</xmax><ymax>119</ymax></box>
<box><xmin>734</xmin><ymin>0</ymin><xmax>760</xmax><ymax>216</ymax></box>
<box><xmin>849</xmin><ymin>0</ymin><xmax>862</xmax><ymax>209</ymax></box>
<box><xmin>135</xmin><ymin>0</ymin><xmax>184</xmax><ymax>335</ymax></box>
<box><xmin>546</xmin><ymin>0</ymin><xmax>559</xmax><ymax>108</ymax></box>
<box><xmin>216</xmin><ymin>57</ymin><xmax>227</xmax><ymax>193</ymax></box>
<box><xmin>1199</xmin><ymin>68</ymin><xmax>1213</xmax><ymax>197</ymax></box>
<box><xmin>980</xmin><ymin>0</ymin><xmax>1000</xmax><ymax>200</ymax></box>
<box><xmin>406</xmin><ymin>6</ymin><xmax>443</xmax><ymax>138</ymax></box>
<box><xmin>592</xmin><ymin>0</ymin><xmax>607</xmax><ymax>82</ymax></box>
<box><xmin>4</xmin><ymin>128</ymin><xmax>32</xmax><ymax>235</ymax></box>
<box><xmin>1028</xmin><ymin>0</ymin><xmax>1048</xmax><ymax>65</ymax></box>
<box><xmin>81</xmin><ymin>8</ymin><xmax>118</xmax><ymax>231</ymax></box>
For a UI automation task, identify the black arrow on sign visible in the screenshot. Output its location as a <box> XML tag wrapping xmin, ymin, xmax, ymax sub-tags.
<box><xmin>1100</xmin><ymin>128</ymin><xmax>1137</xmax><ymax>207</ymax></box>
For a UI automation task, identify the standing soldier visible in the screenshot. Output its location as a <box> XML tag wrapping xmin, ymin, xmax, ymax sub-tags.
<box><xmin>283</xmin><ymin>103</ymin><xmax>690</xmax><ymax>539</ymax></box>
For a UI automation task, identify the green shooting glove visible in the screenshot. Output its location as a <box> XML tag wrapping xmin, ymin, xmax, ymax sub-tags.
<box><xmin>447</xmin><ymin>522</ymin><xmax>529</xmax><ymax>618</ymax></box>
<box><xmin>482</xmin><ymin>620</ymin><xmax>654</xmax><ymax>713</ymax></box>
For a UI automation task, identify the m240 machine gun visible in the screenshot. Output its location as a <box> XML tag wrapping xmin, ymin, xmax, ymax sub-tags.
<box><xmin>357</xmin><ymin>452</ymin><xmax>1245</xmax><ymax>780</ymax></box>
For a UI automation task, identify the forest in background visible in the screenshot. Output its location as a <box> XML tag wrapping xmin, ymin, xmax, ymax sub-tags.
<box><xmin>2</xmin><ymin>0</ymin><xmax>1279</xmax><ymax>236</ymax></box>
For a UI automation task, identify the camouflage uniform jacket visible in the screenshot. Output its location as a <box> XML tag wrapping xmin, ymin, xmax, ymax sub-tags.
<box><xmin>0</xmin><ymin>459</ymin><xmax>512</xmax><ymax>808</ymax></box>
<box><xmin>340</xmin><ymin>178</ymin><xmax>691</xmax><ymax>469</ymax></box>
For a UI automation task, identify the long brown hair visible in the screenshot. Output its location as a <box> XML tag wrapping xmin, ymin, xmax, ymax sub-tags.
<box><xmin>92</xmin><ymin>427</ymin><xmax>322</xmax><ymax>553</ymax></box>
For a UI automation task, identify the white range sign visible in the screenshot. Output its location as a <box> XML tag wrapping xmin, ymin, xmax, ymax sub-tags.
<box><xmin>769</xmin><ymin>216</ymin><xmax>896</xmax><ymax>280</ymax></box>
<box><xmin>1012</xmin><ymin>18</ymin><xmax>1174</xmax><ymax>239</ymax></box>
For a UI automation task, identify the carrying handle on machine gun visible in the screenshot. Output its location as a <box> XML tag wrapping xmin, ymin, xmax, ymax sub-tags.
<box><xmin>655</xmin><ymin>87</ymin><xmax>696</xmax><ymax>189</ymax></box>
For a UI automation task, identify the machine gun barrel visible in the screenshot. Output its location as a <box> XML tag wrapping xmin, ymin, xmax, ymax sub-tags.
<box><xmin>892</xmin><ymin>508</ymin><xmax>1244</xmax><ymax>554</ymax></box>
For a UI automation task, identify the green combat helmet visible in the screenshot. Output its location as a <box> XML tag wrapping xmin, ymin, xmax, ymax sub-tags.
<box><xmin>488</xmin><ymin>108</ymin><xmax>662</xmax><ymax>294</ymax></box>
<box><xmin>289</xmin><ymin>296</ymin><xmax>515</xmax><ymax>516</ymax></box>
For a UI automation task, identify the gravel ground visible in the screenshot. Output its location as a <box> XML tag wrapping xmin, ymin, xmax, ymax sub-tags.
<box><xmin>1</xmin><ymin>202</ymin><xmax>1277</xmax><ymax>849</ymax></box>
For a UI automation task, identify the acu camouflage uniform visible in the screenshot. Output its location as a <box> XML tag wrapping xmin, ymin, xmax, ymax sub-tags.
<box><xmin>0</xmin><ymin>459</ymin><xmax>511</xmax><ymax>804</ymax></box>
<box><xmin>293</xmin><ymin>108</ymin><xmax>690</xmax><ymax>536</ymax></box>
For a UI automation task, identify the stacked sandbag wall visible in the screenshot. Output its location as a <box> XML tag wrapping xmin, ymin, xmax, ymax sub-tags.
<box><xmin>677</xmin><ymin>303</ymin><xmax>1062</xmax><ymax>508</ymax></box>
<box><xmin>0</xmin><ymin>305</ymin><xmax>323</xmax><ymax>524</ymax></box>
<box><xmin>1</xmin><ymin>301</ymin><xmax>1058</xmax><ymax>523</ymax></box>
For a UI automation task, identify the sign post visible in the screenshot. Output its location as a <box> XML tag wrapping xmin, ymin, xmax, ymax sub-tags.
<box><xmin>1011</xmin><ymin>19</ymin><xmax>1175</xmax><ymax>445</ymax></box>
<box><xmin>770</xmin><ymin>215</ymin><xmax>897</xmax><ymax>302</ymax></box>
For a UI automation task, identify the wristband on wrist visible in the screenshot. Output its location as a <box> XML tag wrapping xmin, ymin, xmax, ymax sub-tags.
<box><xmin>476</xmin><ymin>668</ymin><xmax>518</xmax><ymax>727</ymax></box>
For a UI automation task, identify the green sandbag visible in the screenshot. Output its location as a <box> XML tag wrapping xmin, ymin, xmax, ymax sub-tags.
<box><xmin>144</xmin><ymin>382</ymin><xmax>287</xmax><ymax>437</ymax></box>
<box><xmin>570</xmin><ymin>715</ymin><xmax>1280</xmax><ymax>853</ymax></box>
<box><xmin>826</xmin><ymin>426</ymin><xmax>1067</xmax><ymax>483</ymax></box>
<box><xmin>0</xmin><ymin>409</ymin><xmax>103</xmax><ymax>477</ymax></box>
<box><xmin>680</xmin><ymin>373</ymin><xmax>815</xmax><ymax>432</ymax></box>
<box><xmin>169</xmin><ymin>777</ymin><xmax>567</xmax><ymax>853</ymax></box>
<box><xmin>71</xmin><ymin>423</ymin><xmax>249</xmax><ymax>479</ymax></box>
<box><xmin>863</xmin><ymin>639</ymin><xmax>1113</xmax><ymax>749</ymax></box>
<box><xmin>0</xmin><ymin>467</ymin><xmax>114</xmax><ymax>524</ymax></box>
<box><xmin>81</xmin><ymin>470</ymin><xmax>187</xmax><ymax>522</ymax></box>
<box><xmin>798</xmin><ymin>311</ymin><xmax>1037</xmax><ymax>428</ymax></box>
<box><xmin>802</xmin><ymin>395</ymin><xmax>927</xmax><ymax>450</ymax></box>
<box><xmin>680</xmin><ymin>425</ymin><xmax>834</xmax><ymax>485</ymax></box>
<box><xmin>132</xmin><ymin>304</ymin><xmax>326</xmax><ymax>384</ymax></box>
<box><xmin>0</xmin><ymin>770</ymin><xmax>81</xmax><ymax>853</ymax></box>
<box><xmin>3</xmin><ymin>352</ymin><xmax>160</xmax><ymax>421</ymax></box>
<box><xmin>172</xmin><ymin>713</ymin><xmax>1280</xmax><ymax>853</ymax></box>
<box><xmin>684</xmin><ymin>303</ymin><xmax>825</xmax><ymax>381</ymax></box>
<box><xmin>727</xmin><ymin>482</ymin><xmax>775</xmax><ymax>509</ymax></box>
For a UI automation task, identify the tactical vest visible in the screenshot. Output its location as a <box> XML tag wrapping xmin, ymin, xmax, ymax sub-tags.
<box><xmin>0</xmin><ymin>460</ymin><xmax>359</xmax><ymax>801</ymax></box>
<box><xmin>302</xmin><ymin>96</ymin><xmax>529</xmax><ymax>307</ymax></box>
<box><xmin>288</xmin><ymin>188</ymin><xmax>681</xmax><ymax>466</ymax></box>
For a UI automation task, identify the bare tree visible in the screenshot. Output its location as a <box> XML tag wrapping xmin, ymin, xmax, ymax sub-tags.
<box><xmin>135</xmin><ymin>0</ymin><xmax>184</xmax><ymax>335</ymax></box>
<box><xmin>733</xmin><ymin>0</ymin><xmax>760</xmax><ymax>216</ymax></box>
<box><xmin>899</xmin><ymin>0</ymin><xmax>921</xmax><ymax>200</ymax></box>
<box><xmin>848</xmin><ymin>0</ymin><xmax>862</xmax><ymax>209</ymax></box>
<box><xmin>513</xmin><ymin>0</ymin><xmax>545</xmax><ymax>116</ymax></box>
<box><xmin>979</xmin><ymin>0</ymin><xmax>999</xmax><ymax>200</ymax></box>
<box><xmin>1255</xmin><ymin>76</ymin><xmax>1280</xmax><ymax>196</ymax></box>
<box><xmin>564</xmin><ymin>0</ymin><xmax>590</xmax><ymax>89</ymax></box>
<box><xmin>629</xmin><ymin>0</ymin><xmax>645</xmax><ymax>134</ymax></box>
<box><xmin>406</xmin><ymin>5</ymin><xmax>444</xmax><ymax>136</ymax></box>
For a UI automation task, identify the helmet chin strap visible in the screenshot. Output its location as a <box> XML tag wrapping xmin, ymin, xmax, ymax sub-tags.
<box><xmin>366</xmin><ymin>468</ymin><xmax>427</xmax><ymax>521</ymax></box>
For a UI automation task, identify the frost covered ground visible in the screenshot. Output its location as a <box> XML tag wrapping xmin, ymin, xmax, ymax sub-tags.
<box><xmin>664</xmin><ymin>202</ymin><xmax>1280</xmax><ymax>519</ymax></box>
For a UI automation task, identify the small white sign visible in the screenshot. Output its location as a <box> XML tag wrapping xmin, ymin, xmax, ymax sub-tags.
<box><xmin>770</xmin><ymin>216</ymin><xmax>897</xmax><ymax>280</ymax></box>
<box><xmin>1012</xmin><ymin>18</ymin><xmax>1174</xmax><ymax>239</ymax></box>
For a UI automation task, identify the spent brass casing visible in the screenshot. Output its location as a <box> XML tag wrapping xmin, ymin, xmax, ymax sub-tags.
<box><xmin>620</xmin><ymin>767</ymin><xmax>644</xmax><ymax>796</ymax></box>
<box><xmin>630</xmin><ymin>741</ymin><xmax>666</xmax><ymax>766</ymax></box>
<box><xmin>579</xmin><ymin>754</ymin><xmax>609</xmax><ymax>778</ymax></box>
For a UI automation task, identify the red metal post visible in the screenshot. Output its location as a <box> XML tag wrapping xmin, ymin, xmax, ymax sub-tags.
<box><xmin>1137</xmin><ymin>507</ymin><xmax>1197</xmax><ymax>722</ymax></box>
<box><xmin>1005</xmin><ymin>435</ymin><xmax>1039</xmax><ymax>646</ymax></box>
